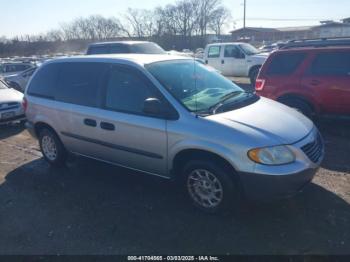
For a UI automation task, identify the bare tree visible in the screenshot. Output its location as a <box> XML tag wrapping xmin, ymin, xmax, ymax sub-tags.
<box><xmin>46</xmin><ymin>29</ymin><xmax>64</xmax><ymax>42</ymax></box>
<box><xmin>208</xmin><ymin>6</ymin><xmax>231</xmax><ymax>36</ymax></box>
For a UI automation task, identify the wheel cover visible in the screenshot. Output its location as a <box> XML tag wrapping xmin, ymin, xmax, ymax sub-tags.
<box><xmin>42</xmin><ymin>135</ymin><xmax>58</xmax><ymax>161</ymax></box>
<box><xmin>187</xmin><ymin>169</ymin><xmax>224</xmax><ymax>209</ymax></box>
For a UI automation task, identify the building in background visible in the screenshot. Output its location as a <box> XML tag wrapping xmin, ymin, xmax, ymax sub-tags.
<box><xmin>230</xmin><ymin>18</ymin><xmax>350</xmax><ymax>44</ymax></box>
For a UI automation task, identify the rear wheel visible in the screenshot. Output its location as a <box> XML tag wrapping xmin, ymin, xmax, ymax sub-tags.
<box><xmin>182</xmin><ymin>160</ymin><xmax>240</xmax><ymax>213</ymax></box>
<box><xmin>39</xmin><ymin>128</ymin><xmax>67</xmax><ymax>167</ymax></box>
<box><xmin>279</xmin><ymin>97</ymin><xmax>314</xmax><ymax>119</ymax></box>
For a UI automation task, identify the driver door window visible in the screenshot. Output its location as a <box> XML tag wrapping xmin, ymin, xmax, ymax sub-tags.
<box><xmin>224</xmin><ymin>45</ymin><xmax>240</xmax><ymax>58</ymax></box>
<box><xmin>105</xmin><ymin>67</ymin><xmax>155</xmax><ymax>115</ymax></box>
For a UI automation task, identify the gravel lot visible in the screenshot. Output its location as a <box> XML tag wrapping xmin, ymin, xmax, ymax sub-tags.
<box><xmin>0</xmin><ymin>82</ymin><xmax>349</xmax><ymax>255</ymax></box>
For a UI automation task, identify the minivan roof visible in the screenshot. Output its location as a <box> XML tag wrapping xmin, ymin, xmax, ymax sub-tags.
<box><xmin>272</xmin><ymin>46</ymin><xmax>350</xmax><ymax>53</ymax></box>
<box><xmin>206</xmin><ymin>42</ymin><xmax>246</xmax><ymax>46</ymax></box>
<box><xmin>42</xmin><ymin>54</ymin><xmax>191</xmax><ymax>67</ymax></box>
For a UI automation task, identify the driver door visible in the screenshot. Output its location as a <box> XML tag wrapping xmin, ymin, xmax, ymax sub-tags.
<box><xmin>221</xmin><ymin>45</ymin><xmax>247</xmax><ymax>77</ymax></box>
<box><xmin>95</xmin><ymin>65</ymin><xmax>169</xmax><ymax>176</ymax></box>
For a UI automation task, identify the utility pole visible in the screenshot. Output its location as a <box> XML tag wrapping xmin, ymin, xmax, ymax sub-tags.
<box><xmin>243</xmin><ymin>0</ymin><xmax>247</xmax><ymax>28</ymax></box>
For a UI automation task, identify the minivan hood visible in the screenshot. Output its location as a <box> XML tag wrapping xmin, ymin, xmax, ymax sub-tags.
<box><xmin>207</xmin><ymin>97</ymin><xmax>313</xmax><ymax>145</ymax></box>
<box><xmin>0</xmin><ymin>88</ymin><xmax>23</xmax><ymax>103</ymax></box>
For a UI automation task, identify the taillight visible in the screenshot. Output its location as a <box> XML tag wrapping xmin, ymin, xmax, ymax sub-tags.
<box><xmin>255</xmin><ymin>79</ymin><xmax>266</xmax><ymax>91</ymax></box>
<box><xmin>22</xmin><ymin>97</ymin><xmax>28</xmax><ymax>112</ymax></box>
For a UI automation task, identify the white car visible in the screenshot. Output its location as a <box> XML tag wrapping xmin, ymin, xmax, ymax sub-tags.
<box><xmin>4</xmin><ymin>67</ymin><xmax>37</xmax><ymax>92</ymax></box>
<box><xmin>204</xmin><ymin>42</ymin><xmax>269</xmax><ymax>85</ymax></box>
<box><xmin>0</xmin><ymin>79</ymin><xmax>25</xmax><ymax>125</ymax></box>
<box><xmin>0</xmin><ymin>62</ymin><xmax>35</xmax><ymax>77</ymax></box>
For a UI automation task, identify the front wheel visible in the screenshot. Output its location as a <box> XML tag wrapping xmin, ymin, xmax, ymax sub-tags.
<box><xmin>183</xmin><ymin>160</ymin><xmax>240</xmax><ymax>213</ymax></box>
<box><xmin>39</xmin><ymin>128</ymin><xmax>67</xmax><ymax>167</ymax></box>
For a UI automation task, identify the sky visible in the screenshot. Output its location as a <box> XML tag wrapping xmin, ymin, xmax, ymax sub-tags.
<box><xmin>0</xmin><ymin>0</ymin><xmax>349</xmax><ymax>38</ymax></box>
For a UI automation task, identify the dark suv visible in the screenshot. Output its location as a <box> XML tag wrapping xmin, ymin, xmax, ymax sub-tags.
<box><xmin>256</xmin><ymin>39</ymin><xmax>350</xmax><ymax>118</ymax></box>
<box><xmin>86</xmin><ymin>41</ymin><xmax>166</xmax><ymax>55</ymax></box>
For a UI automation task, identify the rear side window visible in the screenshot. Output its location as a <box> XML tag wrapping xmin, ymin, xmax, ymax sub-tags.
<box><xmin>109</xmin><ymin>44</ymin><xmax>130</xmax><ymax>54</ymax></box>
<box><xmin>129</xmin><ymin>43</ymin><xmax>166</xmax><ymax>54</ymax></box>
<box><xmin>266</xmin><ymin>53</ymin><xmax>306</xmax><ymax>75</ymax></box>
<box><xmin>310</xmin><ymin>52</ymin><xmax>350</xmax><ymax>76</ymax></box>
<box><xmin>105</xmin><ymin>66</ymin><xmax>155</xmax><ymax>115</ymax></box>
<box><xmin>27</xmin><ymin>63</ymin><xmax>60</xmax><ymax>99</ymax></box>
<box><xmin>87</xmin><ymin>46</ymin><xmax>110</xmax><ymax>55</ymax></box>
<box><xmin>208</xmin><ymin>46</ymin><xmax>221</xmax><ymax>58</ymax></box>
<box><xmin>56</xmin><ymin>63</ymin><xmax>108</xmax><ymax>107</ymax></box>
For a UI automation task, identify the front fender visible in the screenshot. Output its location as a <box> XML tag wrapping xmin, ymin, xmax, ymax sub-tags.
<box><xmin>168</xmin><ymin>139</ymin><xmax>254</xmax><ymax>173</ymax></box>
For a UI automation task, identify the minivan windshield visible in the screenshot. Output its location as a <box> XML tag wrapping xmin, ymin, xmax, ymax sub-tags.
<box><xmin>146</xmin><ymin>60</ymin><xmax>256</xmax><ymax>114</ymax></box>
<box><xmin>239</xmin><ymin>43</ymin><xmax>260</xmax><ymax>55</ymax></box>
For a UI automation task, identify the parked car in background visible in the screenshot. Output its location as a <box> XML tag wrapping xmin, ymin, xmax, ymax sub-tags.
<box><xmin>256</xmin><ymin>38</ymin><xmax>350</xmax><ymax>119</ymax></box>
<box><xmin>195</xmin><ymin>48</ymin><xmax>205</xmax><ymax>59</ymax></box>
<box><xmin>204</xmin><ymin>42</ymin><xmax>268</xmax><ymax>85</ymax></box>
<box><xmin>0</xmin><ymin>79</ymin><xmax>25</xmax><ymax>125</ymax></box>
<box><xmin>24</xmin><ymin>54</ymin><xmax>323</xmax><ymax>213</ymax></box>
<box><xmin>259</xmin><ymin>42</ymin><xmax>286</xmax><ymax>53</ymax></box>
<box><xmin>0</xmin><ymin>62</ymin><xmax>35</xmax><ymax>77</ymax></box>
<box><xmin>4</xmin><ymin>67</ymin><xmax>37</xmax><ymax>92</ymax></box>
<box><xmin>167</xmin><ymin>50</ymin><xmax>193</xmax><ymax>57</ymax></box>
<box><xmin>86</xmin><ymin>41</ymin><xmax>167</xmax><ymax>55</ymax></box>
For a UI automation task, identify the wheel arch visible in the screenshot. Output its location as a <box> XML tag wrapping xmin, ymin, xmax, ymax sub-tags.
<box><xmin>34</xmin><ymin>122</ymin><xmax>60</xmax><ymax>138</ymax></box>
<box><xmin>248</xmin><ymin>65</ymin><xmax>262</xmax><ymax>76</ymax></box>
<box><xmin>171</xmin><ymin>148</ymin><xmax>238</xmax><ymax>181</ymax></box>
<box><xmin>277</xmin><ymin>93</ymin><xmax>319</xmax><ymax>114</ymax></box>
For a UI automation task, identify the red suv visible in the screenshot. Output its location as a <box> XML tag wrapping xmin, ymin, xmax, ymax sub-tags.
<box><xmin>255</xmin><ymin>45</ymin><xmax>350</xmax><ymax>118</ymax></box>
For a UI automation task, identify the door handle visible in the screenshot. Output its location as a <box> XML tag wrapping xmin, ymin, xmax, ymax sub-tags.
<box><xmin>221</xmin><ymin>60</ymin><xmax>225</xmax><ymax>65</ymax></box>
<box><xmin>205</xmin><ymin>60</ymin><xmax>208</xmax><ymax>64</ymax></box>
<box><xmin>84</xmin><ymin>119</ymin><xmax>97</xmax><ymax>127</ymax></box>
<box><xmin>100</xmin><ymin>122</ymin><xmax>115</xmax><ymax>131</ymax></box>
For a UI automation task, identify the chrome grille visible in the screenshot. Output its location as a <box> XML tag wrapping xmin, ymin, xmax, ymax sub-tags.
<box><xmin>301</xmin><ymin>133</ymin><xmax>324</xmax><ymax>163</ymax></box>
<box><xmin>0</xmin><ymin>102</ymin><xmax>20</xmax><ymax>112</ymax></box>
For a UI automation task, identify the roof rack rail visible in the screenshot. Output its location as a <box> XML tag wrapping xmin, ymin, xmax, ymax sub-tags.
<box><xmin>281</xmin><ymin>37</ymin><xmax>350</xmax><ymax>49</ymax></box>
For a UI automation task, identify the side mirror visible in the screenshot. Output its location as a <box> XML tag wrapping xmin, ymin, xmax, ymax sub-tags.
<box><xmin>143</xmin><ymin>98</ymin><xmax>162</xmax><ymax>116</ymax></box>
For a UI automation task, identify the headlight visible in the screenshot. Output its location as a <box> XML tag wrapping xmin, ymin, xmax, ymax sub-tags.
<box><xmin>248</xmin><ymin>145</ymin><xmax>295</xmax><ymax>166</ymax></box>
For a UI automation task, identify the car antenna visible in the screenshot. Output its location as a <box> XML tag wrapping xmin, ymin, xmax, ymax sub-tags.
<box><xmin>194</xmin><ymin>56</ymin><xmax>199</xmax><ymax>118</ymax></box>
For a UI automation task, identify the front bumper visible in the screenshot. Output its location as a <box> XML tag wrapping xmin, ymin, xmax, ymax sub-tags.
<box><xmin>0</xmin><ymin>114</ymin><xmax>26</xmax><ymax>125</ymax></box>
<box><xmin>239</xmin><ymin>168</ymin><xmax>318</xmax><ymax>201</ymax></box>
<box><xmin>238</xmin><ymin>127</ymin><xmax>324</xmax><ymax>201</ymax></box>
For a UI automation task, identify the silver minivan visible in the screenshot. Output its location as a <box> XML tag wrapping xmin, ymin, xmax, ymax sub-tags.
<box><xmin>24</xmin><ymin>54</ymin><xmax>324</xmax><ymax>213</ymax></box>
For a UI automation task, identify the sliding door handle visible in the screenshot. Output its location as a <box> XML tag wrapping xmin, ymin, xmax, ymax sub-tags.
<box><xmin>84</xmin><ymin>119</ymin><xmax>97</xmax><ymax>127</ymax></box>
<box><xmin>100</xmin><ymin>122</ymin><xmax>115</xmax><ymax>131</ymax></box>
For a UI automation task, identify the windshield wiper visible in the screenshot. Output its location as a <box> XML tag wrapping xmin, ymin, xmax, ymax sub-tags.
<box><xmin>208</xmin><ymin>91</ymin><xmax>244</xmax><ymax>114</ymax></box>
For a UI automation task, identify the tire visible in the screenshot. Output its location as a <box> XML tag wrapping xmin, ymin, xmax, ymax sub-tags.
<box><xmin>19</xmin><ymin>120</ymin><xmax>27</xmax><ymax>128</ymax></box>
<box><xmin>182</xmin><ymin>160</ymin><xmax>240</xmax><ymax>213</ymax></box>
<box><xmin>249</xmin><ymin>67</ymin><xmax>260</xmax><ymax>87</ymax></box>
<box><xmin>279</xmin><ymin>98</ymin><xmax>314</xmax><ymax>119</ymax></box>
<box><xmin>39</xmin><ymin>128</ymin><xmax>67</xmax><ymax>167</ymax></box>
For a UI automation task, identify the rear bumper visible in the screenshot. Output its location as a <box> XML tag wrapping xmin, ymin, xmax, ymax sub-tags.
<box><xmin>25</xmin><ymin>121</ymin><xmax>37</xmax><ymax>138</ymax></box>
<box><xmin>239</xmin><ymin>168</ymin><xmax>318</xmax><ymax>201</ymax></box>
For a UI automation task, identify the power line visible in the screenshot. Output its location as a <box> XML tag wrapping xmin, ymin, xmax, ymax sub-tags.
<box><xmin>234</xmin><ymin>17</ymin><xmax>342</xmax><ymax>22</ymax></box>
